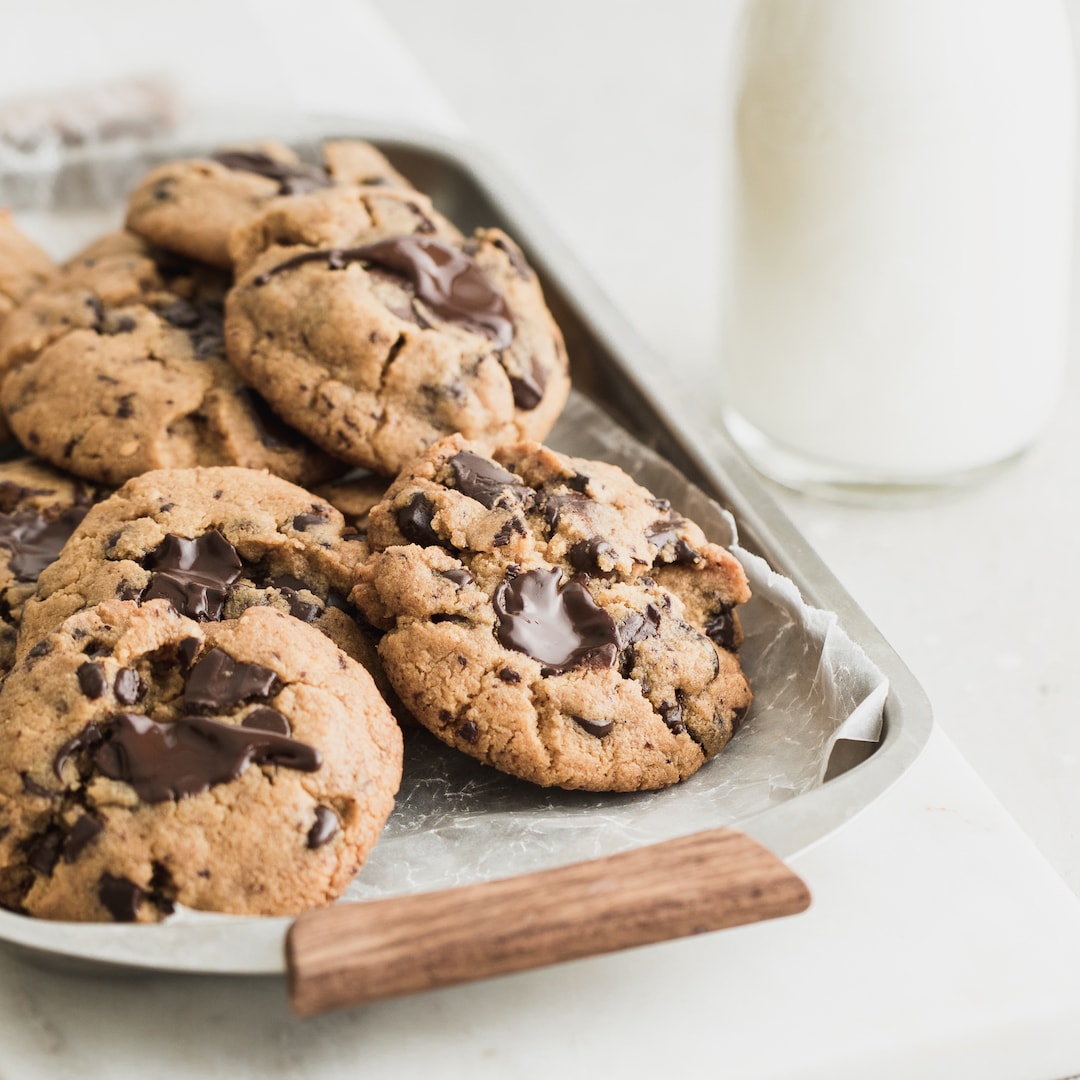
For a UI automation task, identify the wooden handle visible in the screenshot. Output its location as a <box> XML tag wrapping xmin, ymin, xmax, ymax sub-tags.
<box><xmin>286</xmin><ymin>828</ymin><xmax>810</xmax><ymax>1016</ymax></box>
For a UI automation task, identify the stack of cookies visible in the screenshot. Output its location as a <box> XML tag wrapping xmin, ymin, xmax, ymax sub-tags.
<box><xmin>0</xmin><ymin>140</ymin><xmax>752</xmax><ymax>925</ymax></box>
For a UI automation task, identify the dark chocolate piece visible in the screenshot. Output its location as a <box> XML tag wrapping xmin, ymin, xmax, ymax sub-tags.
<box><xmin>704</xmin><ymin>606</ymin><xmax>737</xmax><ymax>652</ymax></box>
<box><xmin>24</xmin><ymin>829</ymin><xmax>63</xmax><ymax>875</ymax></box>
<box><xmin>98</xmin><ymin>874</ymin><xmax>142</xmax><ymax>922</ymax></box>
<box><xmin>572</xmin><ymin>716</ymin><xmax>614</xmax><ymax>738</ymax></box>
<box><xmin>291</xmin><ymin>513</ymin><xmax>327</xmax><ymax>531</ymax></box>
<box><xmin>306</xmin><ymin>805</ymin><xmax>339</xmax><ymax>849</ymax></box>
<box><xmin>493</xmin><ymin>568</ymin><xmax>618</xmax><ymax>676</ymax></box>
<box><xmin>242</xmin><ymin>706</ymin><xmax>291</xmax><ymax>736</ymax></box>
<box><xmin>646</xmin><ymin>519</ymin><xmax>700</xmax><ymax>565</ymax></box>
<box><xmin>157</xmin><ymin>298</ymin><xmax>224</xmax><ymax>359</ymax></box>
<box><xmin>396</xmin><ymin>492</ymin><xmax>445</xmax><ymax>547</ymax></box>
<box><xmin>659</xmin><ymin>701</ymin><xmax>686</xmax><ymax>735</ymax></box>
<box><xmin>91</xmin><ymin>711</ymin><xmax>321</xmax><ymax>803</ymax></box>
<box><xmin>63</xmin><ymin>814</ymin><xmax>104</xmax><ymax>862</ymax></box>
<box><xmin>447</xmin><ymin>451</ymin><xmax>529</xmax><ymax>509</ymax></box>
<box><xmin>0</xmin><ymin>505</ymin><xmax>89</xmax><ymax>581</ymax></box>
<box><xmin>439</xmin><ymin>568</ymin><xmax>473</xmax><ymax>587</ymax></box>
<box><xmin>183</xmin><ymin>647</ymin><xmax>279</xmax><ymax>710</ymax></box>
<box><xmin>211</xmin><ymin>150</ymin><xmax>333</xmax><ymax>196</ymax></box>
<box><xmin>77</xmin><ymin>661</ymin><xmax>108</xmax><ymax>699</ymax></box>
<box><xmin>141</xmin><ymin>531</ymin><xmax>243</xmax><ymax>620</ymax></box>
<box><xmin>254</xmin><ymin>236</ymin><xmax>514</xmax><ymax>349</ymax></box>
<box><xmin>568</xmin><ymin>538</ymin><xmax>616</xmax><ymax>573</ymax></box>
<box><xmin>114</xmin><ymin>668</ymin><xmax>144</xmax><ymax>705</ymax></box>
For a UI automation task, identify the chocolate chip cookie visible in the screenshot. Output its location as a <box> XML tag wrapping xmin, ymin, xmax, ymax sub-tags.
<box><xmin>0</xmin><ymin>209</ymin><xmax>54</xmax><ymax>322</ymax></box>
<box><xmin>0</xmin><ymin>231</ymin><xmax>341</xmax><ymax>487</ymax></box>
<box><xmin>16</xmin><ymin>465</ymin><xmax>373</xmax><ymax>673</ymax></box>
<box><xmin>125</xmin><ymin>139</ymin><xmax>414</xmax><ymax>269</ymax></box>
<box><xmin>0</xmin><ymin>600</ymin><xmax>403</xmax><ymax>921</ymax></box>
<box><xmin>352</xmin><ymin>436</ymin><xmax>752</xmax><ymax>791</ymax></box>
<box><xmin>225</xmin><ymin>185</ymin><xmax>571</xmax><ymax>475</ymax></box>
<box><xmin>0</xmin><ymin>458</ymin><xmax>107</xmax><ymax>674</ymax></box>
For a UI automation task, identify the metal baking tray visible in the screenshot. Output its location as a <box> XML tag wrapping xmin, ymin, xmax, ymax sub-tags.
<box><xmin>0</xmin><ymin>126</ymin><xmax>933</xmax><ymax>993</ymax></box>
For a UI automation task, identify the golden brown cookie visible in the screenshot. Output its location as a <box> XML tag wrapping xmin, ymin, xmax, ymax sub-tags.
<box><xmin>353</xmin><ymin>436</ymin><xmax>752</xmax><ymax>791</ymax></box>
<box><xmin>225</xmin><ymin>185</ymin><xmax>570</xmax><ymax>476</ymax></box>
<box><xmin>0</xmin><ymin>600</ymin><xmax>402</xmax><ymax>921</ymax></box>
<box><xmin>0</xmin><ymin>231</ymin><xmax>342</xmax><ymax>488</ymax></box>
<box><xmin>16</xmin><ymin>465</ymin><xmax>373</xmax><ymax>670</ymax></box>
<box><xmin>125</xmin><ymin>139</ymin><xmax>414</xmax><ymax>268</ymax></box>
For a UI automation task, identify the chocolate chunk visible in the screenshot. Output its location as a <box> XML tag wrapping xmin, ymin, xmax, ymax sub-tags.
<box><xmin>242</xmin><ymin>706</ymin><xmax>291</xmax><ymax>736</ymax></box>
<box><xmin>438</xmin><ymin>568</ymin><xmax>473</xmax><ymax>587</ymax></box>
<box><xmin>493</xmin><ymin>568</ymin><xmax>619</xmax><ymax>676</ymax></box>
<box><xmin>157</xmin><ymin>298</ymin><xmax>224</xmax><ymax>359</ymax></box>
<box><xmin>63</xmin><ymin>814</ymin><xmax>103</xmax><ymax>862</ymax></box>
<box><xmin>141</xmin><ymin>531</ymin><xmax>243</xmax><ymax>620</ymax></box>
<box><xmin>114</xmin><ymin>668</ymin><xmax>144</xmax><ymax>706</ymax></box>
<box><xmin>395</xmin><ymin>492</ymin><xmax>445</xmax><ymax>547</ymax></box>
<box><xmin>52</xmin><ymin>722</ymin><xmax>104</xmax><ymax>780</ymax></box>
<box><xmin>448</xmin><ymin>451</ymin><xmax>529</xmax><ymax>509</ymax></box>
<box><xmin>0</xmin><ymin>504</ymin><xmax>89</xmax><ymax>581</ymax></box>
<box><xmin>493</xmin><ymin>517</ymin><xmax>526</xmax><ymax>547</ymax></box>
<box><xmin>183</xmin><ymin>647</ymin><xmax>279</xmax><ymax>710</ymax></box>
<box><xmin>458</xmin><ymin>720</ymin><xmax>479</xmax><ymax>744</ymax></box>
<box><xmin>27</xmin><ymin>640</ymin><xmax>52</xmax><ymax>659</ymax></box>
<box><xmin>25</xmin><ymin>829</ymin><xmax>63</xmax><ymax>875</ymax></box>
<box><xmin>269</xmin><ymin>575</ymin><xmax>321</xmax><ymax>623</ymax></box>
<box><xmin>731</xmin><ymin>703</ymin><xmax>750</xmax><ymax>733</ymax></box>
<box><xmin>291</xmin><ymin>513</ymin><xmax>326</xmax><ymax>531</ymax></box>
<box><xmin>177</xmin><ymin>636</ymin><xmax>201</xmax><ymax>669</ymax></box>
<box><xmin>568</xmin><ymin>538</ymin><xmax>616</xmax><ymax>573</ymax></box>
<box><xmin>572</xmin><ymin>716</ymin><xmax>614</xmax><ymax>738</ymax></box>
<box><xmin>497</xmin><ymin>667</ymin><xmax>521</xmax><ymax>683</ymax></box>
<box><xmin>254</xmin><ymin>237</ymin><xmax>515</xmax><ymax>349</ymax></box>
<box><xmin>90</xmin><ymin>712</ymin><xmax>321</xmax><ymax>803</ymax></box>
<box><xmin>646</xmin><ymin>519</ymin><xmax>700</xmax><ymax>565</ymax></box>
<box><xmin>538</xmin><ymin>490</ymin><xmax>587</xmax><ymax>531</ymax></box>
<box><xmin>307</xmin><ymin>805</ymin><xmax>339</xmax><ymax>849</ymax></box>
<box><xmin>704</xmin><ymin>606</ymin><xmax>737</xmax><ymax>652</ymax></box>
<box><xmin>506</xmin><ymin>357</ymin><xmax>547</xmax><ymax>411</ymax></box>
<box><xmin>211</xmin><ymin>150</ymin><xmax>333</xmax><ymax>196</ymax></box>
<box><xmin>659</xmin><ymin>701</ymin><xmax>686</xmax><ymax>735</ymax></box>
<box><xmin>77</xmin><ymin>661</ymin><xmax>108</xmax><ymax>699</ymax></box>
<box><xmin>98</xmin><ymin>874</ymin><xmax>142</xmax><ymax>922</ymax></box>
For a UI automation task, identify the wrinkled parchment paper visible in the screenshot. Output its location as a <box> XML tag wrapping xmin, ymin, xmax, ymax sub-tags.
<box><xmin>5</xmin><ymin>153</ymin><xmax>887</xmax><ymax>909</ymax></box>
<box><xmin>346</xmin><ymin>393</ymin><xmax>887</xmax><ymax>900</ymax></box>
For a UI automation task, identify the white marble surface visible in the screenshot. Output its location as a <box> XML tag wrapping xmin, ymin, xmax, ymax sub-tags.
<box><xmin>2</xmin><ymin>2</ymin><xmax>1080</xmax><ymax>1076</ymax></box>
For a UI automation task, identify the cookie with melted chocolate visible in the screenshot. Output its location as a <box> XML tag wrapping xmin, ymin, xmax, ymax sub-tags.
<box><xmin>0</xmin><ymin>230</ymin><xmax>343</xmax><ymax>488</ymax></box>
<box><xmin>125</xmin><ymin>139</ymin><xmax>415</xmax><ymax>269</ymax></box>
<box><xmin>0</xmin><ymin>601</ymin><xmax>402</xmax><ymax>921</ymax></box>
<box><xmin>0</xmin><ymin>458</ymin><xmax>108</xmax><ymax>675</ymax></box>
<box><xmin>224</xmin><ymin>184</ymin><xmax>570</xmax><ymax>476</ymax></box>
<box><xmin>353</xmin><ymin>436</ymin><xmax>752</xmax><ymax>791</ymax></box>
<box><xmin>15</xmin><ymin>465</ymin><xmax>381</xmax><ymax>683</ymax></box>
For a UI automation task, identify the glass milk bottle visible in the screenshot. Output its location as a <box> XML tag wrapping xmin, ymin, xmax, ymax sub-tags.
<box><xmin>719</xmin><ymin>0</ymin><xmax>1076</xmax><ymax>496</ymax></box>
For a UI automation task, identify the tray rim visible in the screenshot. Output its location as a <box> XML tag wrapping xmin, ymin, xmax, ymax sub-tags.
<box><xmin>0</xmin><ymin>121</ymin><xmax>934</xmax><ymax>976</ymax></box>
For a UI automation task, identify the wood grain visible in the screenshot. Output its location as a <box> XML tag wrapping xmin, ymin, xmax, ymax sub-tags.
<box><xmin>287</xmin><ymin>827</ymin><xmax>810</xmax><ymax>1016</ymax></box>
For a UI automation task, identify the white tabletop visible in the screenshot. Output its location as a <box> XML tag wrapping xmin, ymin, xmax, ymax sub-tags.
<box><xmin>2</xmin><ymin>2</ymin><xmax>1080</xmax><ymax>1077</ymax></box>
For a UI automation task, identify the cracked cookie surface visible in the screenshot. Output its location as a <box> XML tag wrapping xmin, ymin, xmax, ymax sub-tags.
<box><xmin>0</xmin><ymin>231</ymin><xmax>341</xmax><ymax>487</ymax></box>
<box><xmin>352</xmin><ymin>435</ymin><xmax>752</xmax><ymax>791</ymax></box>
<box><xmin>0</xmin><ymin>601</ymin><xmax>402</xmax><ymax>921</ymax></box>
<box><xmin>16</xmin><ymin>465</ymin><xmax>375</xmax><ymax>676</ymax></box>
<box><xmin>125</xmin><ymin>139</ymin><xmax>414</xmax><ymax>269</ymax></box>
<box><xmin>224</xmin><ymin>185</ymin><xmax>570</xmax><ymax>476</ymax></box>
